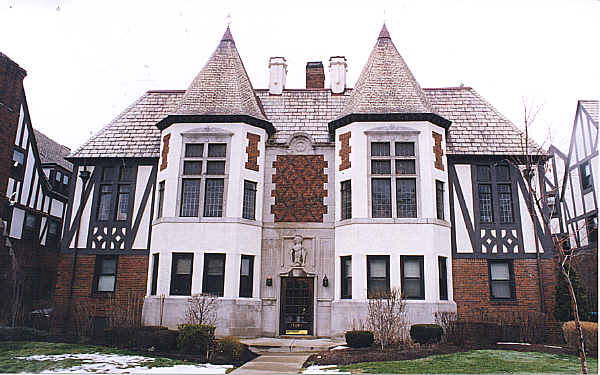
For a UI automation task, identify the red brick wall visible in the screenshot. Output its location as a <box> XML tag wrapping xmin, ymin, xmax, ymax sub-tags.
<box><xmin>0</xmin><ymin>54</ymin><xmax>26</xmax><ymax>212</ymax></box>
<box><xmin>271</xmin><ymin>155</ymin><xmax>328</xmax><ymax>222</ymax></box>
<box><xmin>452</xmin><ymin>258</ymin><xmax>558</xmax><ymax>316</ymax></box>
<box><xmin>306</xmin><ymin>62</ymin><xmax>325</xmax><ymax>89</ymax></box>
<box><xmin>432</xmin><ymin>131</ymin><xmax>444</xmax><ymax>171</ymax></box>
<box><xmin>339</xmin><ymin>132</ymin><xmax>351</xmax><ymax>171</ymax></box>
<box><xmin>53</xmin><ymin>254</ymin><xmax>148</xmax><ymax>324</ymax></box>
<box><xmin>159</xmin><ymin>134</ymin><xmax>170</xmax><ymax>171</ymax></box>
<box><xmin>245</xmin><ymin>133</ymin><xmax>260</xmax><ymax>171</ymax></box>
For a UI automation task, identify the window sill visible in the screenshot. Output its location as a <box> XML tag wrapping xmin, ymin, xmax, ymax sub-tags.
<box><xmin>153</xmin><ymin>217</ymin><xmax>262</xmax><ymax>227</ymax></box>
<box><xmin>336</xmin><ymin>218</ymin><xmax>451</xmax><ymax>228</ymax></box>
<box><xmin>489</xmin><ymin>299</ymin><xmax>518</xmax><ymax>305</ymax></box>
<box><xmin>91</xmin><ymin>292</ymin><xmax>115</xmax><ymax>298</ymax></box>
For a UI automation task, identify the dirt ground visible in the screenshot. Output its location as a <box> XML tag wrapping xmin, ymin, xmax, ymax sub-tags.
<box><xmin>304</xmin><ymin>343</ymin><xmax>581</xmax><ymax>367</ymax></box>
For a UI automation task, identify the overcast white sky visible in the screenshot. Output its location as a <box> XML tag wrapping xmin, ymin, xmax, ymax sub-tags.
<box><xmin>1</xmin><ymin>0</ymin><xmax>598</xmax><ymax>153</ymax></box>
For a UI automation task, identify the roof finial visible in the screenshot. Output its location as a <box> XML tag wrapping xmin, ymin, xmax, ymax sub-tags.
<box><xmin>221</xmin><ymin>13</ymin><xmax>234</xmax><ymax>42</ymax></box>
<box><xmin>378</xmin><ymin>23</ymin><xmax>391</xmax><ymax>39</ymax></box>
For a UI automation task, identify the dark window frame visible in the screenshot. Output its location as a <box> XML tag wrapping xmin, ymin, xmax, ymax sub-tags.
<box><xmin>150</xmin><ymin>253</ymin><xmax>159</xmax><ymax>296</ymax></box>
<box><xmin>93</xmin><ymin>165</ymin><xmax>135</xmax><ymax>224</ymax></box>
<box><xmin>22</xmin><ymin>212</ymin><xmax>39</xmax><ymax>241</ymax></box>
<box><xmin>488</xmin><ymin>260</ymin><xmax>516</xmax><ymax>301</ymax></box>
<box><xmin>92</xmin><ymin>255</ymin><xmax>118</xmax><ymax>294</ymax></box>
<box><xmin>546</xmin><ymin>190</ymin><xmax>559</xmax><ymax>219</ymax></box>
<box><xmin>586</xmin><ymin>215</ymin><xmax>598</xmax><ymax>245</ymax></box>
<box><xmin>367</xmin><ymin>255</ymin><xmax>390</xmax><ymax>298</ymax></box>
<box><xmin>202</xmin><ymin>253</ymin><xmax>226</xmax><ymax>296</ymax></box>
<box><xmin>436</xmin><ymin>180</ymin><xmax>445</xmax><ymax>220</ymax></box>
<box><xmin>242</xmin><ymin>180</ymin><xmax>257</xmax><ymax>220</ymax></box>
<box><xmin>341</xmin><ymin>180</ymin><xmax>352</xmax><ymax>220</ymax></box>
<box><xmin>401</xmin><ymin>255</ymin><xmax>425</xmax><ymax>300</ymax></box>
<box><xmin>45</xmin><ymin>218</ymin><xmax>61</xmax><ymax>248</ymax></box>
<box><xmin>10</xmin><ymin>147</ymin><xmax>26</xmax><ymax>180</ymax></box>
<box><xmin>438</xmin><ymin>256</ymin><xmax>448</xmax><ymax>300</ymax></box>
<box><xmin>170</xmin><ymin>253</ymin><xmax>193</xmax><ymax>296</ymax></box>
<box><xmin>341</xmin><ymin>256</ymin><xmax>352</xmax><ymax>299</ymax></box>
<box><xmin>475</xmin><ymin>163</ymin><xmax>519</xmax><ymax>226</ymax></box>
<box><xmin>239</xmin><ymin>255</ymin><xmax>254</xmax><ymax>298</ymax></box>
<box><xmin>580</xmin><ymin>161</ymin><xmax>593</xmax><ymax>191</ymax></box>
<box><xmin>157</xmin><ymin>181</ymin><xmax>165</xmax><ymax>219</ymax></box>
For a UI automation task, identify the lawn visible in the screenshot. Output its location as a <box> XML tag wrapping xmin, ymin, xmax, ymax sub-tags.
<box><xmin>0</xmin><ymin>341</ymin><xmax>231</xmax><ymax>373</ymax></box>
<box><xmin>338</xmin><ymin>349</ymin><xmax>598</xmax><ymax>374</ymax></box>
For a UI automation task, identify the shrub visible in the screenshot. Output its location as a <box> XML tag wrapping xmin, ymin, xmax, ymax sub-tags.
<box><xmin>177</xmin><ymin>324</ymin><xmax>215</xmax><ymax>358</ymax></box>
<box><xmin>367</xmin><ymin>288</ymin><xmax>407</xmax><ymax>349</ymax></box>
<box><xmin>345</xmin><ymin>330</ymin><xmax>374</xmax><ymax>348</ymax></box>
<box><xmin>216</xmin><ymin>336</ymin><xmax>244</xmax><ymax>363</ymax></box>
<box><xmin>562</xmin><ymin>321</ymin><xmax>598</xmax><ymax>355</ymax></box>
<box><xmin>410</xmin><ymin>324</ymin><xmax>443</xmax><ymax>344</ymax></box>
<box><xmin>133</xmin><ymin>326</ymin><xmax>177</xmax><ymax>351</ymax></box>
<box><xmin>0</xmin><ymin>326</ymin><xmax>48</xmax><ymax>341</ymax></box>
<box><xmin>103</xmin><ymin>327</ymin><xmax>137</xmax><ymax>347</ymax></box>
<box><xmin>555</xmin><ymin>266</ymin><xmax>593</xmax><ymax>322</ymax></box>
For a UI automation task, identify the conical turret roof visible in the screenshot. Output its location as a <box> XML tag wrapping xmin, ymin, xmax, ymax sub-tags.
<box><xmin>158</xmin><ymin>27</ymin><xmax>272</xmax><ymax>132</ymax></box>
<box><xmin>335</xmin><ymin>24</ymin><xmax>440</xmax><ymax>121</ymax></box>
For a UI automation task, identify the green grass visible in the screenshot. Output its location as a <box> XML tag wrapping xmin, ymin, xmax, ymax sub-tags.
<box><xmin>0</xmin><ymin>341</ymin><xmax>190</xmax><ymax>373</ymax></box>
<box><xmin>339</xmin><ymin>349</ymin><xmax>598</xmax><ymax>374</ymax></box>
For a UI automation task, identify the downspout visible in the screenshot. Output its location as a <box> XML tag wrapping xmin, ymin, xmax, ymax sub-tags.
<box><xmin>65</xmin><ymin>166</ymin><xmax>90</xmax><ymax>329</ymax></box>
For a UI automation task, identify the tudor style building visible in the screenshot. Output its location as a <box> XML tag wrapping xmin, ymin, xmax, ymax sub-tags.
<box><xmin>56</xmin><ymin>25</ymin><xmax>557</xmax><ymax>337</ymax></box>
<box><xmin>0</xmin><ymin>53</ymin><xmax>71</xmax><ymax>326</ymax></box>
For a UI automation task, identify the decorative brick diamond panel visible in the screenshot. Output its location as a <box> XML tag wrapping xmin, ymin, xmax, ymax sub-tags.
<box><xmin>432</xmin><ymin>131</ymin><xmax>444</xmax><ymax>171</ymax></box>
<box><xmin>160</xmin><ymin>134</ymin><xmax>170</xmax><ymax>171</ymax></box>
<box><xmin>245</xmin><ymin>133</ymin><xmax>260</xmax><ymax>171</ymax></box>
<box><xmin>271</xmin><ymin>155</ymin><xmax>328</xmax><ymax>222</ymax></box>
<box><xmin>339</xmin><ymin>132</ymin><xmax>351</xmax><ymax>171</ymax></box>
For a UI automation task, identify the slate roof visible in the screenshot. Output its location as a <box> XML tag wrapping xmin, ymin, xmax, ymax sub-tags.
<box><xmin>580</xmin><ymin>100</ymin><xmax>599</xmax><ymax>124</ymax></box>
<box><xmin>336</xmin><ymin>24</ymin><xmax>434</xmax><ymax>119</ymax></box>
<box><xmin>70</xmin><ymin>87</ymin><xmax>539</xmax><ymax>158</ymax></box>
<box><xmin>33</xmin><ymin>129</ymin><xmax>73</xmax><ymax>171</ymax></box>
<box><xmin>172</xmin><ymin>27</ymin><xmax>267</xmax><ymax>121</ymax></box>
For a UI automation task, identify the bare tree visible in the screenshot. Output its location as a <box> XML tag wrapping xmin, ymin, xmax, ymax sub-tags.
<box><xmin>512</xmin><ymin>99</ymin><xmax>589</xmax><ymax>374</ymax></box>
<box><xmin>366</xmin><ymin>288</ymin><xmax>407</xmax><ymax>350</ymax></box>
<box><xmin>184</xmin><ymin>294</ymin><xmax>219</xmax><ymax>326</ymax></box>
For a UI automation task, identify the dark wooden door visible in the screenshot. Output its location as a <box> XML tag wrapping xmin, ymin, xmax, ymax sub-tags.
<box><xmin>280</xmin><ymin>277</ymin><xmax>314</xmax><ymax>335</ymax></box>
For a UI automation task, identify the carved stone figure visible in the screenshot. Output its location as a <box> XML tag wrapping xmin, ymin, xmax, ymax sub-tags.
<box><xmin>290</xmin><ymin>235</ymin><xmax>306</xmax><ymax>267</ymax></box>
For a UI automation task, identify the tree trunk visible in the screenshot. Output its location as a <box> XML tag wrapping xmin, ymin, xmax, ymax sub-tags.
<box><xmin>561</xmin><ymin>263</ymin><xmax>587</xmax><ymax>374</ymax></box>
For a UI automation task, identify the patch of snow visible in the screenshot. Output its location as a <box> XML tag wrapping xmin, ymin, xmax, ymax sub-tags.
<box><xmin>544</xmin><ymin>345</ymin><xmax>563</xmax><ymax>349</ymax></box>
<box><xmin>17</xmin><ymin>353</ymin><xmax>233</xmax><ymax>374</ymax></box>
<box><xmin>331</xmin><ymin>345</ymin><xmax>349</xmax><ymax>350</ymax></box>
<box><xmin>496</xmin><ymin>342</ymin><xmax>531</xmax><ymax>346</ymax></box>
<box><xmin>303</xmin><ymin>364</ymin><xmax>351</xmax><ymax>374</ymax></box>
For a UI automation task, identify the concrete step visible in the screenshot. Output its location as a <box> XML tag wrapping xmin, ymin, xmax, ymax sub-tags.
<box><xmin>241</xmin><ymin>337</ymin><xmax>346</xmax><ymax>353</ymax></box>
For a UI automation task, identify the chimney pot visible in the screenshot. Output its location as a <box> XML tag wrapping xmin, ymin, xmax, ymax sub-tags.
<box><xmin>269</xmin><ymin>57</ymin><xmax>287</xmax><ymax>95</ymax></box>
<box><xmin>329</xmin><ymin>56</ymin><xmax>347</xmax><ymax>94</ymax></box>
<box><xmin>306</xmin><ymin>61</ymin><xmax>325</xmax><ymax>89</ymax></box>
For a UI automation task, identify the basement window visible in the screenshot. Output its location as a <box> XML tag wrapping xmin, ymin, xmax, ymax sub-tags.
<box><xmin>488</xmin><ymin>260</ymin><xmax>515</xmax><ymax>301</ymax></box>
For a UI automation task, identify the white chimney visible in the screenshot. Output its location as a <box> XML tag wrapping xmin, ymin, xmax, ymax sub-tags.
<box><xmin>268</xmin><ymin>57</ymin><xmax>287</xmax><ymax>95</ymax></box>
<box><xmin>329</xmin><ymin>56</ymin><xmax>347</xmax><ymax>94</ymax></box>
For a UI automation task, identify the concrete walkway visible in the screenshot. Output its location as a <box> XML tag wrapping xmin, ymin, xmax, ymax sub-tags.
<box><xmin>230</xmin><ymin>352</ymin><xmax>311</xmax><ymax>374</ymax></box>
<box><xmin>240</xmin><ymin>337</ymin><xmax>345</xmax><ymax>353</ymax></box>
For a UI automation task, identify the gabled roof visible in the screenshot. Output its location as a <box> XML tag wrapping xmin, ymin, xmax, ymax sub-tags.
<box><xmin>331</xmin><ymin>24</ymin><xmax>448</xmax><ymax>129</ymax></box>
<box><xmin>33</xmin><ymin>129</ymin><xmax>72</xmax><ymax>171</ymax></box>
<box><xmin>157</xmin><ymin>27</ymin><xmax>272</xmax><ymax>132</ymax></box>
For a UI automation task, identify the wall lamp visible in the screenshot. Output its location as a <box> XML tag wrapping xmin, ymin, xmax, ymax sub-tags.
<box><xmin>322</xmin><ymin>275</ymin><xmax>329</xmax><ymax>287</ymax></box>
<box><xmin>266</xmin><ymin>275</ymin><xmax>273</xmax><ymax>287</ymax></box>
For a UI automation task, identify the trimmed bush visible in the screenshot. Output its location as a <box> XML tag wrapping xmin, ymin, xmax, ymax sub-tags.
<box><xmin>345</xmin><ymin>330</ymin><xmax>374</xmax><ymax>348</ymax></box>
<box><xmin>177</xmin><ymin>324</ymin><xmax>215</xmax><ymax>356</ymax></box>
<box><xmin>0</xmin><ymin>326</ymin><xmax>48</xmax><ymax>341</ymax></box>
<box><xmin>562</xmin><ymin>321</ymin><xmax>598</xmax><ymax>355</ymax></box>
<box><xmin>555</xmin><ymin>266</ymin><xmax>593</xmax><ymax>322</ymax></box>
<box><xmin>216</xmin><ymin>336</ymin><xmax>244</xmax><ymax>363</ymax></box>
<box><xmin>410</xmin><ymin>324</ymin><xmax>443</xmax><ymax>344</ymax></box>
<box><xmin>103</xmin><ymin>327</ymin><xmax>137</xmax><ymax>347</ymax></box>
<box><xmin>134</xmin><ymin>326</ymin><xmax>177</xmax><ymax>351</ymax></box>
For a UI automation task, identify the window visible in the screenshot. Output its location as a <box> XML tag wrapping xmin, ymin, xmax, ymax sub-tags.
<box><xmin>157</xmin><ymin>181</ymin><xmax>165</xmax><ymax>218</ymax></box>
<box><xmin>150</xmin><ymin>253</ymin><xmax>159</xmax><ymax>296</ymax></box>
<box><xmin>367</xmin><ymin>255</ymin><xmax>389</xmax><ymax>298</ymax></box>
<box><xmin>239</xmin><ymin>255</ymin><xmax>254</xmax><ymax>297</ymax></box>
<box><xmin>438</xmin><ymin>256</ymin><xmax>448</xmax><ymax>300</ymax></box>
<box><xmin>369</xmin><ymin>141</ymin><xmax>417</xmax><ymax>218</ymax></box>
<box><xmin>11</xmin><ymin>148</ymin><xmax>25</xmax><ymax>180</ymax></box>
<box><xmin>95</xmin><ymin>165</ymin><xmax>134</xmax><ymax>223</ymax></box>
<box><xmin>586</xmin><ymin>216</ymin><xmax>598</xmax><ymax>245</ymax></box>
<box><xmin>478</xmin><ymin>185</ymin><xmax>493</xmax><ymax>223</ymax></box>
<box><xmin>341</xmin><ymin>256</ymin><xmax>352</xmax><ymax>299</ymax></box>
<box><xmin>436</xmin><ymin>181</ymin><xmax>445</xmax><ymax>220</ymax></box>
<box><xmin>476</xmin><ymin>164</ymin><xmax>517</xmax><ymax>225</ymax></box>
<box><xmin>497</xmin><ymin>184</ymin><xmax>514</xmax><ymax>223</ymax></box>
<box><xmin>22</xmin><ymin>213</ymin><xmax>38</xmax><ymax>240</ymax></box>
<box><xmin>46</xmin><ymin>219</ymin><xmax>60</xmax><ymax>248</ymax></box>
<box><xmin>401</xmin><ymin>256</ymin><xmax>424</xmax><ymax>300</ymax></box>
<box><xmin>203</xmin><ymin>253</ymin><xmax>225</xmax><ymax>296</ymax></box>
<box><xmin>170</xmin><ymin>253</ymin><xmax>193</xmax><ymax>296</ymax></box>
<box><xmin>97</xmin><ymin>185</ymin><xmax>112</xmax><ymax>221</ymax></box>
<box><xmin>180</xmin><ymin>142</ymin><xmax>227</xmax><ymax>218</ymax></box>
<box><xmin>580</xmin><ymin>161</ymin><xmax>592</xmax><ymax>190</ymax></box>
<box><xmin>488</xmin><ymin>261</ymin><xmax>515</xmax><ymax>300</ymax></box>
<box><xmin>93</xmin><ymin>255</ymin><xmax>118</xmax><ymax>293</ymax></box>
<box><xmin>546</xmin><ymin>191</ymin><xmax>558</xmax><ymax>219</ymax></box>
<box><xmin>242</xmin><ymin>181</ymin><xmax>257</xmax><ymax>220</ymax></box>
<box><xmin>341</xmin><ymin>181</ymin><xmax>352</xmax><ymax>220</ymax></box>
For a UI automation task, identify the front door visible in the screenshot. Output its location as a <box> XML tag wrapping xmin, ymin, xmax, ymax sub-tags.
<box><xmin>280</xmin><ymin>277</ymin><xmax>314</xmax><ymax>335</ymax></box>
